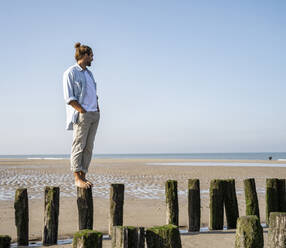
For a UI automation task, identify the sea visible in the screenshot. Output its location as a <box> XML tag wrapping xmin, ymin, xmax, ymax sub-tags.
<box><xmin>0</xmin><ymin>152</ymin><xmax>285</xmax><ymax>160</ymax></box>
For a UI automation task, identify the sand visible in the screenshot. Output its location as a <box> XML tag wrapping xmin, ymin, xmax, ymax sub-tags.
<box><xmin>1</xmin><ymin>158</ymin><xmax>285</xmax><ymax>247</ymax></box>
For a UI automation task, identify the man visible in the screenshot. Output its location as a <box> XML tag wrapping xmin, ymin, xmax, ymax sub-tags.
<box><xmin>63</xmin><ymin>42</ymin><xmax>100</xmax><ymax>189</ymax></box>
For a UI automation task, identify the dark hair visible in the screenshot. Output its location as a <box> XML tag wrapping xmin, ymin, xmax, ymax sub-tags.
<box><xmin>74</xmin><ymin>42</ymin><xmax>92</xmax><ymax>61</ymax></box>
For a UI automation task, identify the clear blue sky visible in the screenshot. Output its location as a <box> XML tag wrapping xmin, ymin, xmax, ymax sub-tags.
<box><xmin>0</xmin><ymin>1</ymin><xmax>285</xmax><ymax>155</ymax></box>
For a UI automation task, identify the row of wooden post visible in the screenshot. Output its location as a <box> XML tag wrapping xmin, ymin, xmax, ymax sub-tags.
<box><xmin>72</xmin><ymin>224</ymin><xmax>182</xmax><ymax>248</ymax></box>
<box><xmin>12</xmin><ymin>184</ymin><xmax>125</xmax><ymax>246</ymax></box>
<box><xmin>167</xmin><ymin>178</ymin><xmax>286</xmax><ymax>231</ymax></box>
<box><xmin>5</xmin><ymin>213</ymin><xmax>286</xmax><ymax>248</ymax></box>
<box><xmin>209</xmin><ymin>178</ymin><xmax>286</xmax><ymax>230</ymax></box>
<box><xmin>3</xmin><ymin>177</ymin><xmax>286</xmax><ymax>247</ymax></box>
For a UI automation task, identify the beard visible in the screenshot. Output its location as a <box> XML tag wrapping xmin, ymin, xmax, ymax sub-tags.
<box><xmin>87</xmin><ymin>61</ymin><xmax>91</xmax><ymax>67</ymax></box>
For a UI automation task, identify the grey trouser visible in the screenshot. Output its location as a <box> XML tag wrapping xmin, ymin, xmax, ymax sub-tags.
<box><xmin>71</xmin><ymin>111</ymin><xmax>100</xmax><ymax>173</ymax></box>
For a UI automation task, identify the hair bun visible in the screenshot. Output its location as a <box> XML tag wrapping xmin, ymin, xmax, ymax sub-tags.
<box><xmin>74</xmin><ymin>42</ymin><xmax>81</xmax><ymax>49</ymax></box>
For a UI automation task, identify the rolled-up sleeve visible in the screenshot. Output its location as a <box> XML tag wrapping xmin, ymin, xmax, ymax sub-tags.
<box><xmin>63</xmin><ymin>70</ymin><xmax>77</xmax><ymax>104</ymax></box>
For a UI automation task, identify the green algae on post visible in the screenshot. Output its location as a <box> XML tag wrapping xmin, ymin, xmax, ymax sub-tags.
<box><xmin>243</xmin><ymin>178</ymin><xmax>260</xmax><ymax>220</ymax></box>
<box><xmin>73</xmin><ymin>229</ymin><xmax>102</xmax><ymax>248</ymax></box>
<box><xmin>146</xmin><ymin>224</ymin><xmax>181</xmax><ymax>248</ymax></box>
<box><xmin>188</xmin><ymin>179</ymin><xmax>200</xmax><ymax>231</ymax></box>
<box><xmin>14</xmin><ymin>188</ymin><xmax>29</xmax><ymax>246</ymax></box>
<box><xmin>235</xmin><ymin>216</ymin><xmax>263</xmax><ymax>248</ymax></box>
<box><xmin>165</xmin><ymin>180</ymin><xmax>179</xmax><ymax>226</ymax></box>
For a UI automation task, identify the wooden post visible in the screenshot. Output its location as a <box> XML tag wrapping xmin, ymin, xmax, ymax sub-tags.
<box><xmin>278</xmin><ymin>179</ymin><xmax>286</xmax><ymax>212</ymax></box>
<box><xmin>112</xmin><ymin>226</ymin><xmax>145</xmax><ymax>248</ymax></box>
<box><xmin>165</xmin><ymin>180</ymin><xmax>179</xmax><ymax>226</ymax></box>
<box><xmin>109</xmin><ymin>184</ymin><xmax>124</xmax><ymax>236</ymax></box>
<box><xmin>112</xmin><ymin>226</ymin><xmax>122</xmax><ymax>248</ymax></box>
<box><xmin>73</xmin><ymin>229</ymin><xmax>102</xmax><ymax>248</ymax></box>
<box><xmin>14</xmin><ymin>188</ymin><xmax>29</xmax><ymax>246</ymax></box>
<box><xmin>77</xmin><ymin>187</ymin><xmax>93</xmax><ymax>230</ymax></box>
<box><xmin>136</xmin><ymin>227</ymin><xmax>145</xmax><ymax>248</ymax></box>
<box><xmin>243</xmin><ymin>178</ymin><xmax>260</xmax><ymax>220</ymax></box>
<box><xmin>0</xmin><ymin>235</ymin><xmax>11</xmax><ymax>248</ymax></box>
<box><xmin>266</xmin><ymin>178</ymin><xmax>280</xmax><ymax>225</ymax></box>
<box><xmin>268</xmin><ymin>212</ymin><xmax>286</xmax><ymax>248</ymax></box>
<box><xmin>209</xmin><ymin>179</ymin><xmax>224</xmax><ymax>230</ymax></box>
<box><xmin>188</xmin><ymin>179</ymin><xmax>200</xmax><ymax>231</ymax></box>
<box><xmin>43</xmin><ymin>186</ymin><xmax>60</xmax><ymax>246</ymax></box>
<box><xmin>146</xmin><ymin>224</ymin><xmax>181</xmax><ymax>248</ymax></box>
<box><xmin>224</xmin><ymin>179</ymin><xmax>239</xmax><ymax>229</ymax></box>
<box><xmin>235</xmin><ymin>216</ymin><xmax>263</xmax><ymax>248</ymax></box>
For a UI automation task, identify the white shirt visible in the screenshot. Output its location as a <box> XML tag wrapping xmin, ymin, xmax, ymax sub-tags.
<box><xmin>63</xmin><ymin>64</ymin><xmax>99</xmax><ymax>130</ymax></box>
<box><xmin>81</xmin><ymin>70</ymin><xmax>98</xmax><ymax>112</ymax></box>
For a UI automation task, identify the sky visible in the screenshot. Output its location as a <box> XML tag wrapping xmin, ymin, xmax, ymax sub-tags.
<box><xmin>0</xmin><ymin>1</ymin><xmax>285</xmax><ymax>155</ymax></box>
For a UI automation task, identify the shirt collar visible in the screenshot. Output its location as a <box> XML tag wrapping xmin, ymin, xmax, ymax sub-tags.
<box><xmin>75</xmin><ymin>63</ymin><xmax>85</xmax><ymax>72</ymax></box>
<box><xmin>75</xmin><ymin>63</ymin><xmax>91</xmax><ymax>74</ymax></box>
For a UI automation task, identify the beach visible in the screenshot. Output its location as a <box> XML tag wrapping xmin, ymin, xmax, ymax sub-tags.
<box><xmin>1</xmin><ymin>158</ymin><xmax>285</xmax><ymax>247</ymax></box>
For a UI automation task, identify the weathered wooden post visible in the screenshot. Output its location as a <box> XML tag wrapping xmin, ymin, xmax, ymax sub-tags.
<box><xmin>14</xmin><ymin>188</ymin><xmax>29</xmax><ymax>246</ymax></box>
<box><xmin>268</xmin><ymin>212</ymin><xmax>286</xmax><ymax>248</ymax></box>
<box><xmin>77</xmin><ymin>187</ymin><xmax>93</xmax><ymax>230</ymax></box>
<box><xmin>146</xmin><ymin>224</ymin><xmax>181</xmax><ymax>248</ymax></box>
<box><xmin>112</xmin><ymin>226</ymin><xmax>124</xmax><ymax>248</ymax></box>
<box><xmin>43</xmin><ymin>186</ymin><xmax>60</xmax><ymax>246</ymax></box>
<box><xmin>112</xmin><ymin>226</ymin><xmax>145</xmax><ymax>248</ymax></box>
<box><xmin>109</xmin><ymin>184</ymin><xmax>125</xmax><ymax>236</ymax></box>
<box><xmin>243</xmin><ymin>178</ymin><xmax>260</xmax><ymax>220</ymax></box>
<box><xmin>165</xmin><ymin>180</ymin><xmax>179</xmax><ymax>226</ymax></box>
<box><xmin>0</xmin><ymin>235</ymin><xmax>11</xmax><ymax>248</ymax></box>
<box><xmin>266</xmin><ymin>178</ymin><xmax>280</xmax><ymax>225</ymax></box>
<box><xmin>278</xmin><ymin>179</ymin><xmax>286</xmax><ymax>211</ymax></box>
<box><xmin>209</xmin><ymin>179</ymin><xmax>224</xmax><ymax>230</ymax></box>
<box><xmin>234</xmin><ymin>216</ymin><xmax>263</xmax><ymax>248</ymax></box>
<box><xmin>188</xmin><ymin>179</ymin><xmax>200</xmax><ymax>231</ymax></box>
<box><xmin>224</xmin><ymin>179</ymin><xmax>239</xmax><ymax>229</ymax></box>
<box><xmin>73</xmin><ymin>229</ymin><xmax>103</xmax><ymax>248</ymax></box>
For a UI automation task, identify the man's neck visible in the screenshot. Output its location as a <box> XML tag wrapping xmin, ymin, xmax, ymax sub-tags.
<box><xmin>77</xmin><ymin>61</ymin><xmax>86</xmax><ymax>70</ymax></box>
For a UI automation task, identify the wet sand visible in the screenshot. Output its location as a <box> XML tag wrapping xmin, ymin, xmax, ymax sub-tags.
<box><xmin>1</xmin><ymin>158</ymin><xmax>285</xmax><ymax>247</ymax></box>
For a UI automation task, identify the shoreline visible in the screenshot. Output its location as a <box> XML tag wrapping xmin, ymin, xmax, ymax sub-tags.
<box><xmin>0</xmin><ymin>153</ymin><xmax>285</xmax><ymax>162</ymax></box>
<box><xmin>1</xmin><ymin>157</ymin><xmax>286</xmax><ymax>163</ymax></box>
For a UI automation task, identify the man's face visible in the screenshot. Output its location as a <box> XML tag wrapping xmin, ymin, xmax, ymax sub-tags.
<box><xmin>85</xmin><ymin>52</ymin><xmax>93</xmax><ymax>67</ymax></box>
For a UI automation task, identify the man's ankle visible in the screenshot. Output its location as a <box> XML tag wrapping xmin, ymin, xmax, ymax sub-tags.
<box><xmin>79</xmin><ymin>171</ymin><xmax>86</xmax><ymax>180</ymax></box>
<box><xmin>74</xmin><ymin>171</ymin><xmax>82</xmax><ymax>180</ymax></box>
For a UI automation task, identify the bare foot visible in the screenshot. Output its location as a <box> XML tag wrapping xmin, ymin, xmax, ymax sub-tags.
<box><xmin>74</xmin><ymin>171</ymin><xmax>92</xmax><ymax>189</ymax></box>
<box><xmin>79</xmin><ymin>171</ymin><xmax>93</xmax><ymax>187</ymax></box>
<box><xmin>75</xmin><ymin>177</ymin><xmax>91</xmax><ymax>189</ymax></box>
<box><xmin>85</xmin><ymin>179</ymin><xmax>93</xmax><ymax>187</ymax></box>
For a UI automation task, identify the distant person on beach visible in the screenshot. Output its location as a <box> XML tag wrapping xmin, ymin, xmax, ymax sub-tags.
<box><xmin>63</xmin><ymin>42</ymin><xmax>100</xmax><ymax>189</ymax></box>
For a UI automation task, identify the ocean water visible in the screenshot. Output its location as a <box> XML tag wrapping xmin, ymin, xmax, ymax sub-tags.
<box><xmin>147</xmin><ymin>162</ymin><xmax>286</xmax><ymax>167</ymax></box>
<box><xmin>0</xmin><ymin>152</ymin><xmax>285</xmax><ymax>160</ymax></box>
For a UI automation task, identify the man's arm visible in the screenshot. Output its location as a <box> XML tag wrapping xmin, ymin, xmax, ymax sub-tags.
<box><xmin>69</xmin><ymin>100</ymin><xmax>86</xmax><ymax>113</ymax></box>
<box><xmin>63</xmin><ymin>71</ymin><xmax>77</xmax><ymax>104</ymax></box>
<box><xmin>97</xmin><ymin>95</ymin><xmax>100</xmax><ymax>112</ymax></box>
<box><xmin>63</xmin><ymin>70</ymin><xmax>86</xmax><ymax>113</ymax></box>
